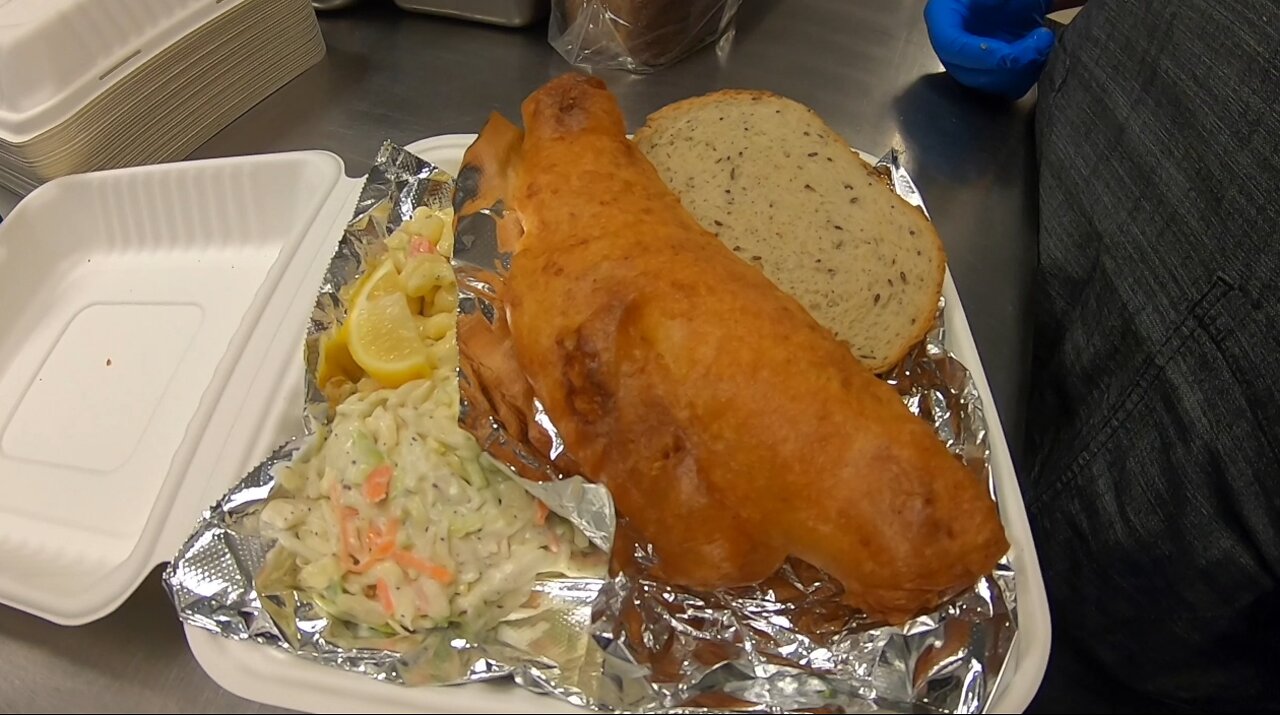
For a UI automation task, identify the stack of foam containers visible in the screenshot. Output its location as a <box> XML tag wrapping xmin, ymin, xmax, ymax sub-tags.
<box><xmin>0</xmin><ymin>0</ymin><xmax>326</xmax><ymax>195</ymax></box>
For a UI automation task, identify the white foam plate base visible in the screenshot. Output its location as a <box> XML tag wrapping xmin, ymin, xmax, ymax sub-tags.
<box><xmin>183</xmin><ymin>135</ymin><xmax>1051</xmax><ymax>713</ymax></box>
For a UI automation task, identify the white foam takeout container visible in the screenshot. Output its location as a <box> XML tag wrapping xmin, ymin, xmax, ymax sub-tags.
<box><xmin>0</xmin><ymin>0</ymin><xmax>262</xmax><ymax>144</ymax></box>
<box><xmin>0</xmin><ymin>136</ymin><xmax>1051</xmax><ymax>712</ymax></box>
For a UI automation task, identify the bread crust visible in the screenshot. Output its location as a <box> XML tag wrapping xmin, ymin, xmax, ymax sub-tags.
<box><xmin>635</xmin><ymin>89</ymin><xmax>945</xmax><ymax>372</ymax></box>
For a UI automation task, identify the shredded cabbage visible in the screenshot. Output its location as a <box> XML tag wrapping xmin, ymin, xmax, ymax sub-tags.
<box><xmin>262</xmin><ymin>207</ymin><xmax>592</xmax><ymax>636</ymax></box>
<box><xmin>262</xmin><ymin>374</ymin><xmax>585</xmax><ymax>635</ymax></box>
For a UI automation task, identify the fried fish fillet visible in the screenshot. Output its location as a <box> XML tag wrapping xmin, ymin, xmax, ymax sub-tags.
<box><xmin>469</xmin><ymin>74</ymin><xmax>1008</xmax><ymax>623</ymax></box>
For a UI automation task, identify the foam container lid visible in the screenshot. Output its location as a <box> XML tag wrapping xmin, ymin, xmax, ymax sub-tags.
<box><xmin>0</xmin><ymin>147</ymin><xmax>361</xmax><ymax>623</ymax></box>
<box><xmin>0</xmin><ymin>135</ymin><xmax>1050</xmax><ymax>712</ymax></box>
<box><xmin>0</xmin><ymin>0</ymin><xmax>252</xmax><ymax>143</ymax></box>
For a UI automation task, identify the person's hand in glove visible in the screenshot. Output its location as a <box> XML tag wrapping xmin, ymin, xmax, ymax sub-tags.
<box><xmin>924</xmin><ymin>0</ymin><xmax>1076</xmax><ymax>99</ymax></box>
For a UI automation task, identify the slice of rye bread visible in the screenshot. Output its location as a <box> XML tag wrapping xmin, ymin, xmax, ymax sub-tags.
<box><xmin>634</xmin><ymin>90</ymin><xmax>945</xmax><ymax>372</ymax></box>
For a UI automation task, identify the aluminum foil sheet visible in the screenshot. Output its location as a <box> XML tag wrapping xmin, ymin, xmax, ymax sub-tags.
<box><xmin>165</xmin><ymin>141</ymin><xmax>1016</xmax><ymax>714</ymax></box>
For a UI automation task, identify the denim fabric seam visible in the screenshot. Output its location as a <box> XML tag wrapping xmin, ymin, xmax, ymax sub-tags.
<box><xmin>1030</xmin><ymin>276</ymin><xmax>1236</xmax><ymax>510</ymax></box>
<box><xmin>1195</xmin><ymin>283</ymin><xmax>1280</xmax><ymax>580</ymax></box>
<box><xmin>1197</xmin><ymin>286</ymin><xmax>1280</xmax><ymax>471</ymax></box>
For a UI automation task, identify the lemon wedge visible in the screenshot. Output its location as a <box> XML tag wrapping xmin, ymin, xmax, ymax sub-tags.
<box><xmin>316</xmin><ymin>329</ymin><xmax>362</xmax><ymax>388</ymax></box>
<box><xmin>346</xmin><ymin>258</ymin><xmax>431</xmax><ymax>387</ymax></box>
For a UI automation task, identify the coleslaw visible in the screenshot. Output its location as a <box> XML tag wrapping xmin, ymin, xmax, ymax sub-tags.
<box><xmin>259</xmin><ymin>207</ymin><xmax>595</xmax><ymax>637</ymax></box>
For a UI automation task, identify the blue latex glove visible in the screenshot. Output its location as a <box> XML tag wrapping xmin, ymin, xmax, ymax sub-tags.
<box><xmin>924</xmin><ymin>0</ymin><xmax>1057</xmax><ymax>99</ymax></box>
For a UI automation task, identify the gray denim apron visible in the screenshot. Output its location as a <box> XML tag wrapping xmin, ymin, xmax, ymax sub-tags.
<box><xmin>1028</xmin><ymin>0</ymin><xmax>1280</xmax><ymax>708</ymax></box>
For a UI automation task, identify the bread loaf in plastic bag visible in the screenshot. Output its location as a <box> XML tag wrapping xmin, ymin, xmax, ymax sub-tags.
<box><xmin>549</xmin><ymin>0</ymin><xmax>742</xmax><ymax>72</ymax></box>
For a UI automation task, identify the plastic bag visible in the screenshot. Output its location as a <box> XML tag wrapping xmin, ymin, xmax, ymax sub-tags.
<box><xmin>549</xmin><ymin>0</ymin><xmax>742</xmax><ymax>73</ymax></box>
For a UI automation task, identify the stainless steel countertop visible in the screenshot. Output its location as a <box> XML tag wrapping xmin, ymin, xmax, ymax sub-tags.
<box><xmin>0</xmin><ymin>1</ymin><xmax>1039</xmax><ymax>711</ymax></box>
